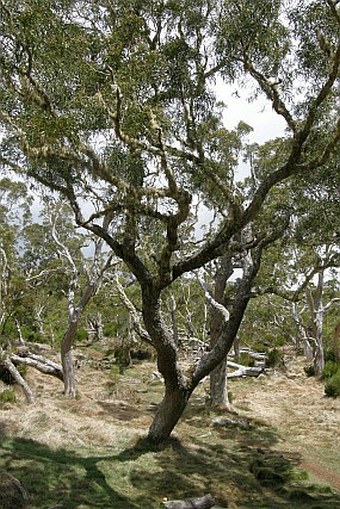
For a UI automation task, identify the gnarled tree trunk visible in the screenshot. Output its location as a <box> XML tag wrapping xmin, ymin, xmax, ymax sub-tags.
<box><xmin>148</xmin><ymin>383</ymin><xmax>192</xmax><ymax>443</ymax></box>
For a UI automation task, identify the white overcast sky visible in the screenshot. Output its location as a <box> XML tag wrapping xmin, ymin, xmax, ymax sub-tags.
<box><xmin>216</xmin><ymin>78</ymin><xmax>287</xmax><ymax>144</ymax></box>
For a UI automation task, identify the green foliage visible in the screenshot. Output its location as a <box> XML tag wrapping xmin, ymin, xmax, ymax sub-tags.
<box><xmin>265</xmin><ymin>348</ymin><xmax>284</xmax><ymax>368</ymax></box>
<box><xmin>0</xmin><ymin>388</ymin><xmax>16</xmax><ymax>406</ymax></box>
<box><xmin>239</xmin><ymin>352</ymin><xmax>255</xmax><ymax>367</ymax></box>
<box><xmin>322</xmin><ymin>361</ymin><xmax>340</xmax><ymax>380</ymax></box>
<box><xmin>324</xmin><ymin>370</ymin><xmax>340</xmax><ymax>398</ymax></box>
<box><xmin>103</xmin><ymin>323</ymin><xmax>118</xmax><ymax>338</ymax></box>
<box><xmin>74</xmin><ymin>327</ymin><xmax>88</xmax><ymax>342</ymax></box>
<box><xmin>324</xmin><ymin>349</ymin><xmax>336</xmax><ymax>363</ymax></box>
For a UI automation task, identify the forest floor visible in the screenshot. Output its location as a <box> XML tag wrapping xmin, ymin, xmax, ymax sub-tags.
<box><xmin>0</xmin><ymin>346</ymin><xmax>339</xmax><ymax>508</ymax></box>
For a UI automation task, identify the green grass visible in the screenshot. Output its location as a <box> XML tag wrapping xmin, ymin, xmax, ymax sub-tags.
<box><xmin>1</xmin><ymin>356</ymin><xmax>339</xmax><ymax>508</ymax></box>
<box><xmin>1</xmin><ymin>413</ymin><xmax>340</xmax><ymax>509</ymax></box>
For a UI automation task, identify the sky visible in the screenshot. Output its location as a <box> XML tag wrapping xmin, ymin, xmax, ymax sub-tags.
<box><xmin>217</xmin><ymin>79</ymin><xmax>287</xmax><ymax>144</ymax></box>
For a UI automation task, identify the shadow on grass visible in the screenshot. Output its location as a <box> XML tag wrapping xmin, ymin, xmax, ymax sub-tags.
<box><xmin>1</xmin><ymin>415</ymin><xmax>340</xmax><ymax>509</ymax></box>
<box><xmin>113</xmin><ymin>410</ymin><xmax>340</xmax><ymax>509</ymax></box>
<box><xmin>0</xmin><ymin>432</ymin><xmax>143</xmax><ymax>508</ymax></box>
<box><xmin>123</xmin><ymin>436</ymin><xmax>340</xmax><ymax>509</ymax></box>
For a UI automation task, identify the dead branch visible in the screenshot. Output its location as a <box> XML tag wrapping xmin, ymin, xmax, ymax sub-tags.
<box><xmin>1</xmin><ymin>358</ymin><xmax>34</xmax><ymax>402</ymax></box>
<box><xmin>163</xmin><ymin>494</ymin><xmax>216</xmax><ymax>509</ymax></box>
<box><xmin>10</xmin><ymin>353</ymin><xmax>64</xmax><ymax>381</ymax></box>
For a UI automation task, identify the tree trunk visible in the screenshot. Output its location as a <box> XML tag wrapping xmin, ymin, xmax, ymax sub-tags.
<box><xmin>314</xmin><ymin>343</ymin><xmax>324</xmax><ymax>378</ymax></box>
<box><xmin>303</xmin><ymin>336</ymin><xmax>314</xmax><ymax>361</ymax></box>
<box><xmin>144</xmin><ymin>246</ymin><xmax>261</xmax><ymax>443</ymax></box>
<box><xmin>61</xmin><ymin>348</ymin><xmax>76</xmax><ymax>397</ymax></box>
<box><xmin>209</xmin><ymin>254</ymin><xmax>233</xmax><ymax>406</ymax></box>
<box><xmin>234</xmin><ymin>335</ymin><xmax>241</xmax><ymax>362</ymax></box>
<box><xmin>11</xmin><ymin>353</ymin><xmax>64</xmax><ymax>381</ymax></box>
<box><xmin>61</xmin><ymin>321</ymin><xmax>77</xmax><ymax>397</ymax></box>
<box><xmin>148</xmin><ymin>383</ymin><xmax>192</xmax><ymax>443</ymax></box>
<box><xmin>209</xmin><ymin>357</ymin><xmax>229</xmax><ymax>406</ymax></box>
<box><xmin>170</xmin><ymin>296</ymin><xmax>179</xmax><ymax>347</ymax></box>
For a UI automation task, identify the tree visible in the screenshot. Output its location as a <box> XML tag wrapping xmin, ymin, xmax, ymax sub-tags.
<box><xmin>44</xmin><ymin>200</ymin><xmax>115</xmax><ymax>396</ymax></box>
<box><xmin>0</xmin><ymin>0</ymin><xmax>339</xmax><ymax>443</ymax></box>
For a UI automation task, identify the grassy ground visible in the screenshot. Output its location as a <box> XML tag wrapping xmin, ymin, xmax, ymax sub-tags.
<box><xmin>0</xmin><ymin>350</ymin><xmax>340</xmax><ymax>508</ymax></box>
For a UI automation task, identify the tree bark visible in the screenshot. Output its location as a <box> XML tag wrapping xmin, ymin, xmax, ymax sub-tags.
<box><xmin>11</xmin><ymin>353</ymin><xmax>63</xmax><ymax>381</ymax></box>
<box><xmin>209</xmin><ymin>254</ymin><xmax>233</xmax><ymax>406</ymax></box>
<box><xmin>170</xmin><ymin>296</ymin><xmax>179</xmax><ymax>347</ymax></box>
<box><xmin>209</xmin><ymin>357</ymin><xmax>228</xmax><ymax>406</ymax></box>
<box><xmin>61</xmin><ymin>333</ymin><xmax>76</xmax><ymax>397</ymax></box>
<box><xmin>148</xmin><ymin>384</ymin><xmax>192</xmax><ymax>443</ymax></box>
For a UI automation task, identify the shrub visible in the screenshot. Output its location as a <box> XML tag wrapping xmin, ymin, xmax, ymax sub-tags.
<box><xmin>322</xmin><ymin>360</ymin><xmax>340</xmax><ymax>380</ymax></box>
<box><xmin>324</xmin><ymin>349</ymin><xmax>336</xmax><ymax>363</ymax></box>
<box><xmin>239</xmin><ymin>352</ymin><xmax>254</xmax><ymax>367</ymax></box>
<box><xmin>265</xmin><ymin>348</ymin><xmax>284</xmax><ymax>368</ymax></box>
<box><xmin>0</xmin><ymin>389</ymin><xmax>16</xmax><ymax>407</ymax></box>
<box><xmin>75</xmin><ymin>327</ymin><xmax>88</xmax><ymax>342</ymax></box>
<box><xmin>324</xmin><ymin>370</ymin><xmax>340</xmax><ymax>398</ymax></box>
<box><xmin>103</xmin><ymin>323</ymin><xmax>118</xmax><ymax>338</ymax></box>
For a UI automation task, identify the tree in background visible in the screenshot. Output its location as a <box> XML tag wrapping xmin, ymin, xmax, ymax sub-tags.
<box><xmin>0</xmin><ymin>0</ymin><xmax>339</xmax><ymax>442</ymax></box>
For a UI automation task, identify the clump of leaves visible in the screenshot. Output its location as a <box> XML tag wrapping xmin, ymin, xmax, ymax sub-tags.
<box><xmin>324</xmin><ymin>369</ymin><xmax>340</xmax><ymax>398</ymax></box>
<box><xmin>0</xmin><ymin>389</ymin><xmax>16</xmax><ymax>407</ymax></box>
<box><xmin>324</xmin><ymin>349</ymin><xmax>336</xmax><ymax>363</ymax></box>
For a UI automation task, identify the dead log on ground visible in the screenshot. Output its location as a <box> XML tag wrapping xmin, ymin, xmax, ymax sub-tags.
<box><xmin>163</xmin><ymin>494</ymin><xmax>216</xmax><ymax>509</ymax></box>
<box><xmin>11</xmin><ymin>353</ymin><xmax>64</xmax><ymax>381</ymax></box>
<box><xmin>227</xmin><ymin>360</ymin><xmax>264</xmax><ymax>378</ymax></box>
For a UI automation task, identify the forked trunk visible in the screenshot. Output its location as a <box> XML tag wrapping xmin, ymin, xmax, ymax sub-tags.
<box><xmin>148</xmin><ymin>383</ymin><xmax>192</xmax><ymax>444</ymax></box>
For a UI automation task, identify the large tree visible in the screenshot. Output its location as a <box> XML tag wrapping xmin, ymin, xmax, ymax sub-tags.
<box><xmin>0</xmin><ymin>0</ymin><xmax>339</xmax><ymax>443</ymax></box>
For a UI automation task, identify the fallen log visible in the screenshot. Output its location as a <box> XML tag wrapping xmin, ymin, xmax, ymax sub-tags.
<box><xmin>163</xmin><ymin>494</ymin><xmax>216</xmax><ymax>509</ymax></box>
<box><xmin>11</xmin><ymin>353</ymin><xmax>64</xmax><ymax>381</ymax></box>
<box><xmin>227</xmin><ymin>360</ymin><xmax>264</xmax><ymax>378</ymax></box>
